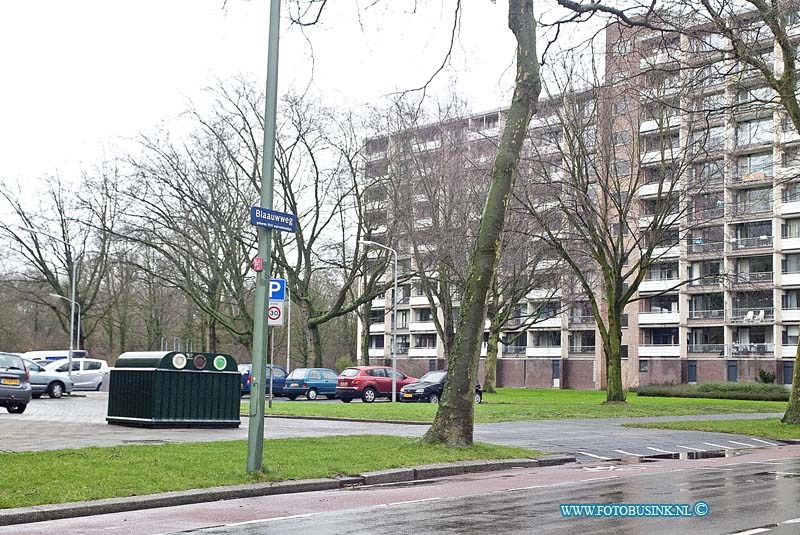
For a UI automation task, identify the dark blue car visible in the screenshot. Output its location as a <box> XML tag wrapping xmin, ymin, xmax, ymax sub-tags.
<box><xmin>284</xmin><ymin>368</ymin><xmax>338</xmax><ymax>400</ymax></box>
<box><xmin>238</xmin><ymin>364</ymin><xmax>287</xmax><ymax>397</ymax></box>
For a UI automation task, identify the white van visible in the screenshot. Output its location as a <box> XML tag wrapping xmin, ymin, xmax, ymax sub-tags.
<box><xmin>22</xmin><ymin>350</ymin><xmax>88</xmax><ymax>363</ymax></box>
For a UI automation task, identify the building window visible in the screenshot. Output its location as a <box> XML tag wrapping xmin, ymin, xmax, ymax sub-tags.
<box><xmin>414</xmin><ymin>333</ymin><xmax>437</xmax><ymax>349</ymax></box>
<box><xmin>415</xmin><ymin>308</ymin><xmax>433</xmax><ymax>322</ymax></box>
<box><xmin>639</xmin><ymin>359</ymin><xmax>649</xmax><ymax>372</ymax></box>
<box><xmin>369</xmin><ymin>335</ymin><xmax>384</xmax><ymax>349</ymax></box>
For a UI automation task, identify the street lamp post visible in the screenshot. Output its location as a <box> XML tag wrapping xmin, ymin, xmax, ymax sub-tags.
<box><xmin>360</xmin><ymin>240</ymin><xmax>398</xmax><ymax>402</ymax></box>
<box><xmin>20</xmin><ymin>228</ymin><xmax>76</xmax><ymax>378</ymax></box>
<box><xmin>49</xmin><ymin>294</ymin><xmax>80</xmax><ymax>351</ymax></box>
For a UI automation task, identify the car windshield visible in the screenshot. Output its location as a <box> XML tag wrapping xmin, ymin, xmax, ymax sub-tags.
<box><xmin>420</xmin><ymin>371</ymin><xmax>446</xmax><ymax>383</ymax></box>
<box><xmin>287</xmin><ymin>369</ymin><xmax>307</xmax><ymax>380</ymax></box>
<box><xmin>0</xmin><ymin>354</ymin><xmax>23</xmax><ymax>370</ymax></box>
<box><xmin>340</xmin><ymin>368</ymin><xmax>360</xmax><ymax>377</ymax></box>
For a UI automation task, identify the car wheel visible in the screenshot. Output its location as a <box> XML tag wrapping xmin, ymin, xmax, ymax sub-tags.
<box><xmin>361</xmin><ymin>387</ymin><xmax>377</xmax><ymax>403</ymax></box>
<box><xmin>474</xmin><ymin>393</ymin><xmax>482</xmax><ymax>404</ymax></box>
<box><xmin>32</xmin><ymin>394</ymin><xmax>42</xmax><ymax>399</ymax></box>
<box><xmin>429</xmin><ymin>393</ymin><xmax>440</xmax><ymax>404</ymax></box>
<box><xmin>307</xmin><ymin>388</ymin><xmax>318</xmax><ymax>400</ymax></box>
<box><xmin>287</xmin><ymin>394</ymin><xmax>298</xmax><ymax>401</ymax></box>
<box><xmin>48</xmin><ymin>382</ymin><xmax>65</xmax><ymax>399</ymax></box>
<box><xmin>340</xmin><ymin>398</ymin><xmax>352</xmax><ymax>403</ymax></box>
<box><xmin>7</xmin><ymin>403</ymin><xmax>26</xmax><ymax>414</ymax></box>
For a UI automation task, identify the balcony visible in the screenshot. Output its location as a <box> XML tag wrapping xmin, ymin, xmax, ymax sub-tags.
<box><xmin>639</xmin><ymin>311</ymin><xmax>680</xmax><ymax>324</ymax></box>
<box><xmin>783</xmin><ymin>308</ymin><xmax>800</xmax><ymax>321</ymax></box>
<box><xmin>731</xmin><ymin>343</ymin><xmax>775</xmax><ymax>356</ymax></box>
<box><xmin>731</xmin><ymin>236</ymin><xmax>774</xmax><ymax>252</ymax></box>
<box><xmin>688</xmin><ymin>207</ymin><xmax>724</xmax><ymax>224</ymax></box>
<box><xmin>369</xmin><ymin>322</ymin><xmax>385</xmax><ymax>334</ymax></box>
<box><xmin>688</xmin><ymin>344</ymin><xmax>725</xmax><ymax>354</ymax></box>
<box><xmin>368</xmin><ymin>348</ymin><xmax>385</xmax><ymax>358</ymax></box>
<box><xmin>639</xmin><ymin>344</ymin><xmax>680</xmax><ymax>357</ymax></box>
<box><xmin>526</xmin><ymin>346</ymin><xmax>562</xmax><ymax>358</ymax></box>
<box><xmin>409</xmin><ymin>347</ymin><xmax>437</xmax><ymax>358</ymax></box>
<box><xmin>688</xmin><ymin>309</ymin><xmax>725</xmax><ymax>322</ymax></box>
<box><xmin>687</xmin><ymin>241</ymin><xmax>724</xmax><ymax>255</ymax></box>
<box><xmin>688</xmin><ymin>275</ymin><xmax>723</xmax><ymax>290</ymax></box>
<box><xmin>640</xmin><ymin>181</ymin><xmax>678</xmax><ymax>198</ymax></box>
<box><xmin>371</xmin><ymin>297</ymin><xmax>386</xmax><ymax>308</ymax></box>
<box><xmin>569</xmin><ymin>315</ymin><xmax>596</xmax><ymax>327</ymax></box>
<box><xmin>503</xmin><ymin>345</ymin><xmax>528</xmax><ymax>356</ymax></box>
<box><xmin>410</xmin><ymin>295</ymin><xmax>431</xmax><ymax>306</ymax></box>
<box><xmin>640</xmin><ymin>278</ymin><xmax>680</xmax><ymax>293</ymax></box>
<box><xmin>782</xmin><ymin>345</ymin><xmax>799</xmax><ymax>357</ymax></box>
<box><xmin>652</xmin><ymin>245</ymin><xmax>680</xmax><ymax>258</ymax></box>
<box><xmin>783</xmin><ymin>236</ymin><xmax>800</xmax><ymax>251</ymax></box>
<box><xmin>730</xmin><ymin>201</ymin><xmax>773</xmax><ymax>219</ymax></box>
<box><xmin>531</xmin><ymin>315</ymin><xmax>562</xmax><ymax>329</ymax></box>
<box><xmin>409</xmin><ymin>321</ymin><xmax>436</xmax><ymax>332</ymax></box>
<box><xmin>396</xmin><ymin>344</ymin><xmax>410</xmax><ymax>355</ymax></box>
<box><xmin>730</xmin><ymin>172</ymin><xmax>773</xmax><ymax>187</ymax></box>
<box><xmin>640</xmin><ymin>116</ymin><xmax>680</xmax><ymax>133</ymax></box>
<box><xmin>568</xmin><ymin>345</ymin><xmax>595</xmax><ymax>355</ymax></box>
<box><xmin>729</xmin><ymin>308</ymin><xmax>775</xmax><ymax>323</ymax></box>
<box><xmin>732</xmin><ymin>271</ymin><xmax>774</xmax><ymax>286</ymax></box>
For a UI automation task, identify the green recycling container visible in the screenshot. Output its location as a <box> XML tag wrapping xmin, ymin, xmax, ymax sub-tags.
<box><xmin>107</xmin><ymin>351</ymin><xmax>240</xmax><ymax>428</ymax></box>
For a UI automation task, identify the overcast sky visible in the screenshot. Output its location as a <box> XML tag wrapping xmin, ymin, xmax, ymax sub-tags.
<box><xmin>0</xmin><ymin>1</ymin><xmax>528</xmax><ymax>184</ymax></box>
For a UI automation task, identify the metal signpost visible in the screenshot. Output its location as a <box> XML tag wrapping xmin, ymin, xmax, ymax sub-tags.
<box><xmin>247</xmin><ymin>0</ymin><xmax>290</xmax><ymax>475</ymax></box>
<box><xmin>267</xmin><ymin>278</ymin><xmax>285</xmax><ymax>410</ymax></box>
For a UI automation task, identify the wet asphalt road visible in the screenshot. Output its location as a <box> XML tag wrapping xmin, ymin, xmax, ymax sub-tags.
<box><xmin>177</xmin><ymin>455</ymin><xmax>800</xmax><ymax>535</ymax></box>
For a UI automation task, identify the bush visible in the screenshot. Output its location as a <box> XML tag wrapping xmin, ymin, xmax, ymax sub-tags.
<box><xmin>334</xmin><ymin>356</ymin><xmax>355</xmax><ymax>373</ymax></box>
<box><xmin>757</xmin><ymin>369</ymin><xmax>776</xmax><ymax>384</ymax></box>
<box><xmin>637</xmin><ymin>382</ymin><xmax>788</xmax><ymax>402</ymax></box>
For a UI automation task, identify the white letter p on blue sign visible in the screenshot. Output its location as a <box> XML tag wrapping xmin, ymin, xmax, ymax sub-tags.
<box><xmin>269</xmin><ymin>278</ymin><xmax>286</xmax><ymax>301</ymax></box>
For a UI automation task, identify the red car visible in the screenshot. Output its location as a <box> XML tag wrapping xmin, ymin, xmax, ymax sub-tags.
<box><xmin>336</xmin><ymin>366</ymin><xmax>417</xmax><ymax>403</ymax></box>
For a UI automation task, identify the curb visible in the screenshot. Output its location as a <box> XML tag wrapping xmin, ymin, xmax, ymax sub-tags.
<box><xmin>259</xmin><ymin>414</ymin><xmax>431</xmax><ymax>426</ymax></box>
<box><xmin>0</xmin><ymin>456</ymin><xmax>574</xmax><ymax>527</ymax></box>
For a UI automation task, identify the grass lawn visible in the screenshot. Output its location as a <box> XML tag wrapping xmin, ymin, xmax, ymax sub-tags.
<box><xmin>0</xmin><ymin>435</ymin><xmax>539</xmax><ymax>509</ymax></box>
<box><xmin>243</xmin><ymin>388</ymin><xmax>787</xmax><ymax>423</ymax></box>
<box><xmin>624</xmin><ymin>418</ymin><xmax>800</xmax><ymax>441</ymax></box>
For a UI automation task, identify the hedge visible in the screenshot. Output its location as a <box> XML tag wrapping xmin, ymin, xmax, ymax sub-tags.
<box><xmin>637</xmin><ymin>382</ymin><xmax>789</xmax><ymax>402</ymax></box>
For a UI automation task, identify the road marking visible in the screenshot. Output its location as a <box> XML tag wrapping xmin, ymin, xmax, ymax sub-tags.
<box><xmin>782</xmin><ymin>517</ymin><xmax>800</xmax><ymax>524</ymax></box>
<box><xmin>576</xmin><ymin>451</ymin><xmax>610</xmax><ymax>460</ymax></box>
<box><xmin>581</xmin><ymin>476</ymin><xmax>621</xmax><ymax>482</ymax></box>
<box><xmin>773</xmin><ymin>471</ymin><xmax>800</xmax><ymax>476</ymax></box>
<box><xmin>646</xmin><ymin>447</ymin><xmax>677</xmax><ymax>454</ymax></box>
<box><xmin>676</xmin><ymin>445</ymin><xmax>707</xmax><ymax>452</ymax></box>
<box><xmin>728</xmin><ymin>440</ymin><xmax>759</xmax><ymax>448</ymax></box>
<box><xmin>747</xmin><ymin>461</ymin><xmax>785</xmax><ymax>465</ymax></box>
<box><xmin>728</xmin><ymin>529</ymin><xmax>772</xmax><ymax>535</ymax></box>
<box><xmin>750</xmin><ymin>438</ymin><xmax>779</xmax><ymax>446</ymax></box>
<box><xmin>613</xmin><ymin>449</ymin><xmax>642</xmax><ymax>457</ymax></box>
<box><xmin>703</xmin><ymin>442</ymin><xmax>733</xmax><ymax>450</ymax></box>
<box><xmin>227</xmin><ymin>512</ymin><xmax>319</xmax><ymax>526</ymax></box>
<box><xmin>388</xmin><ymin>497</ymin><xmax>442</xmax><ymax>506</ymax></box>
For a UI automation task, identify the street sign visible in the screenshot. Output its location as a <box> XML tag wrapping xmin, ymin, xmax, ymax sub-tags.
<box><xmin>269</xmin><ymin>278</ymin><xmax>286</xmax><ymax>301</ymax></box>
<box><xmin>253</xmin><ymin>257</ymin><xmax>263</xmax><ymax>272</ymax></box>
<box><xmin>250</xmin><ymin>206</ymin><xmax>296</xmax><ymax>233</ymax></box>
<box><xmin>267</xmin><ymin>300</ymin><xmax>284</xmax><ymax>326</ymax></box>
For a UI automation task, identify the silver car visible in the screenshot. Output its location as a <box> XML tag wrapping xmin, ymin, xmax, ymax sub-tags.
<box><xmin>23</xmin><ymin>359</ymin><xmax>74</xmax><ymax>398</ymax></box>
<box><xmin>44</xmin><ymin>358</ymin><xmax>109</xmax><ymax>391</ymax></box>
<box><xmin>0</xmin><ymin>352</ymin><xmax>31</xmax><ymax>413</ymax></box>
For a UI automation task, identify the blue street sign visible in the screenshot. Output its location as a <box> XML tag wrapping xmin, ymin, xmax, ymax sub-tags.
<box><xmin>269</xmin><ymin>278</ymin><xmax>286</xmax><ymax>301</ymax></box>
<box><xmin>250</xmin><ymin>206</ymin><xmax>296</xmax><ymax>233</ymax></box>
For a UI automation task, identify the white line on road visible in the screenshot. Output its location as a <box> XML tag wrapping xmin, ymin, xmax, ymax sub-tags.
<box><xmin>613</xmin><ymin>449</ymin><xmax>642</xmax><ymax>457</ymax></box>
<box><xmin>728</xmin><ymin>529</ymin><xmax>772</xmax><ymax>535</ymax></box>
<box><xmin>773</xmin><ymin>471</ymin><xmax>800</xmax><ymax>476</ymax></box>
<box><xmin>750</xmin><ymin>438</ymin><xmax>779</xmax><ymax>446</ymax></box>
<box><xmin>703</xmin><ymin>442</ymin><xmax>733</xmax><ymax>450</ymax></box>
<box><xmin>728</xmin><ymin>440</ymin><xmax>760</xmax><ymax>448</ymax></box>
<box><xmin>646</xmin><ymin>447</ymin><xmax>677</xmax><ymax>454</ymax></box>
<box><xmin>782</xmin><ymin>517</ymin><xmax>800</xmax><ymax>524</ymax></box>
<box><xmin>576</xmin><ymin>451</ymin><xmax>610</xmax><ymax>460</ymax></box>
<box><xmin>388</xmin><ymin>497</ymin><xmax>442</xmax><ymax>506</ymax></box>
<box><xmin>676</xmin><ymin>445</ymin><xmax>707</xmax><ymax>452</ymax></box>
<box><xmin>581</xmin><ymin>476</ymin><xmax>621</xmax><ymax>482</ymax></box>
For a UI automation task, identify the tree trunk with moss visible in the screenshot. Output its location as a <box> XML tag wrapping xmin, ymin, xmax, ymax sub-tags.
<box><xmin>423</xmin><ymin>0</ymin><xmax>540</xmax><ymax>446</ymax></box>
<box><xmin>483</xmin><ymin>318</ymin><xmax>502</xmax><ymax>394</ymax></box>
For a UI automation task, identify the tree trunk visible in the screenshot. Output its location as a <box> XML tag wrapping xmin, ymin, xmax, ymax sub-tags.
<box><xmin>605</xmin><ymin>302</ymin><xmax>626</xmax><ymax>402</ymax></box>
<box><xmin>310</xmin><ymin>323</ymin><xmax>324</xmax><ymax>367</ymax></box>
<box><xmin>483</xmin><ymin>320</ymin><xmax>502</xmax><ymax>393</ymax></box>
<box><xmin>423</xmin><ymin>0</ymin><xmax>540</xmax><ymax>447</ymax></box>
<box><xmin>359</xmin><ymin>301</ymin><xmax>371</xmax><ymax>365</ymax></box>
<box><xmin>207</xmin><ymin>318</ymin><xmax>218</xmax><ymax>353</ymax></box>
<box><xmin>783</xmin><ymin>341</ymin><xmax>800</xmax><ymax>424</ymax></box>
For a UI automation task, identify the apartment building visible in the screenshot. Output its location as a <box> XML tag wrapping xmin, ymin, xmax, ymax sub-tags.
<box><xmin>359</xmin><ymin>18</ymin><xmax>800</xmax><ymax>389</ymax></box>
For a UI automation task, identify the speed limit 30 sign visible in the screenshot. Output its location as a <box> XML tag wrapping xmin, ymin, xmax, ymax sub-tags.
<box><xmin>267</xmin><ymin>301</ymin><xmax>284</xmax><ymax>326</ymax></box>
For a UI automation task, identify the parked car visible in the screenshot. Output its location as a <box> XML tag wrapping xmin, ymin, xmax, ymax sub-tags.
<box><xmin>284</xmin><ymin>368</ymin><xmax>339</xmax><ymax>400</ymax></box>
<box><xmin>336</xmin><ymin>366</ymin><xmax>418</xmax><ymax>403</ymax></box>
<box><xmin>399</xmin><ymin>370</ymin><xmax>482</xmax><ymax>404</ymax></box>
<box><xmin>238</xmin><ymin>364</ymin><xmax>287</xmax><ymax>397</ymax></box>
<box><xmin>23</xmin><ymin>359</ymin><xmax>74</xmax><ymax>399</ymax></box>
<box><xmin>44</xmin><ymin>358</ymin><xmax>109</xmax><ymax>391</ymax></box>
<box><xmin>0</xmin><ymin>352</ymin><xmax>31</xmax><ymax>413</ymax></box>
